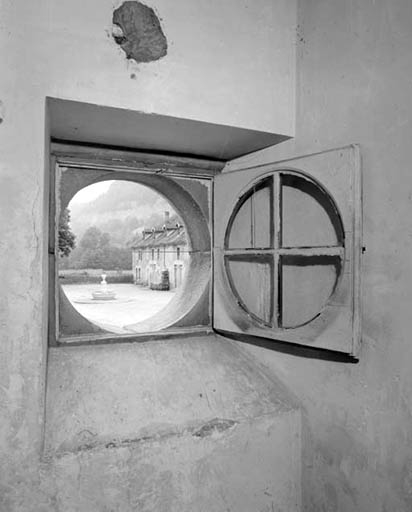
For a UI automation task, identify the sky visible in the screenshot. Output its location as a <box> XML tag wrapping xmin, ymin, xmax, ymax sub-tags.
<box><xmin>70</xmin><ymin>180</ymin><xmax>113</xmax><ymax>205</ymax></box>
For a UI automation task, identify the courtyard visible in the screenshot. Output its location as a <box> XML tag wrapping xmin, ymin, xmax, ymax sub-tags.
<box><xmin>62</xmin><ymin>283</ymin><xmax>176</xmax><ymax>333</ymax></box>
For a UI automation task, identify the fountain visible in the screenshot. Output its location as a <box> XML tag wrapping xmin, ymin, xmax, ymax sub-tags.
<box><xmin>91</xmin><ymin>273</ymin><xmax>117</xmax><ymax>301</ymax></box>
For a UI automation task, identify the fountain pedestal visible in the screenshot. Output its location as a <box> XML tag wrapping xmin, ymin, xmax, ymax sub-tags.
<box><xmin>92</xmin><ymin>274</ymin><xmax>117</xmax><ymax>301</ymax></box>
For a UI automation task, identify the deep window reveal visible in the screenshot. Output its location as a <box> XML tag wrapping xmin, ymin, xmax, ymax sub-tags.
<box><xmin>49</xmin><ymin>143</ymin><xmax>362</xmax><ymax>356</ymax></box>
<box><xmin>49</xmin><ymin>149</ymin><xmax>216</xmax><ymax>344</ymax></box>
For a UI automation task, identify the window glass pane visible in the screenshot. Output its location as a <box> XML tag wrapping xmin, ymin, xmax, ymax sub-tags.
<box><xmin>252</xmin><ymin>185</ymin><xmax>271</xmax><ymax>248</ymax></box>
<box><xmin>222</xmin><ymin>172</ymin><xmax>345</xmax><ymax>332</ymax></box>
<box><xmin>228</xmin><ymin>195</ymin><xmax>253</xmax><ymax>249</ymax></box>
<box><xmin>281</xmin><ymin>257</ymin><xmax>339</xmax><ymax>328</ymax></box>
<box><xmin>282</xmin><ymin>175</ymin><xmax>342</xmax><ymax>247</ymax></box>
<box><xmin>227</xmin><ymin>180</ymin><xmax>271</xmax><ymax>249</ymax></box>
<box><xmin>226</xmin><ymin>258</ymin><xmax>272</xmax><ymax>324</ymax></box>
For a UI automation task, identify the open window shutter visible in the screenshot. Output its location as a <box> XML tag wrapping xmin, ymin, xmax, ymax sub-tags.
<box><xmin>213</xmin><ymin>145</ymin><xmax>362</xmax><ymax>356</ymax></box>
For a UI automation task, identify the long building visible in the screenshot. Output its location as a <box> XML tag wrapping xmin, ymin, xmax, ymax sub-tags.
<box><xmin>131</xmin><ymin>212</ymin><xmax>189</xmax><ymax>290</ymax></box>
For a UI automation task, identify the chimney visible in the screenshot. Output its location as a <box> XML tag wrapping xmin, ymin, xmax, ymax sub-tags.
<box><xmin>164</xmin><ymin>211</ymin><xmax>170</xmax><ymax>224</ymax></box>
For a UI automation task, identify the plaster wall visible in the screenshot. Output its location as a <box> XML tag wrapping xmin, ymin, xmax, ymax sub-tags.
<box><xmin>5</xmin><ymin>0</ymin><xmax>412</xmax><ymax>510</ymax></box>
<box><xmin>41</xmin><ymin>409</ymin><xmax>300</xmax><ymax>512</ymax></box>
<box><xmin>226</xmin><ymin>0</ymin><xmax>412</xmax><ymax>510</ymax></box>
<box><xmin>0</xmin><ymin>0</ymin><xmax>298</xmax><ymax>510</ymax></box>
<box><xmin>0</xmin><ymin>0</ymin><xmax>295</xmax><ymax>135</ymax></box>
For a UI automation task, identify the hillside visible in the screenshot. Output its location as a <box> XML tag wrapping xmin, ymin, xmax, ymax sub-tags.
<box><xmin>68</xmin><ymin>181</ymin><xmax>178</xmax><ymax>247</ymax></box>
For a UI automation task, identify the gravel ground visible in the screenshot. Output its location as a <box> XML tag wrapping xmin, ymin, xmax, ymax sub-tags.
<box><xmin>61</xmin><ymin>283</ymin><xmax>175</xmax><ymax>332</ymax></box>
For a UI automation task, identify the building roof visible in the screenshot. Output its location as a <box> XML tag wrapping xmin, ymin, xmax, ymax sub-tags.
<box><xmin>131</xmin><ymin>225</ymin><xmax>187</xmax><ymax>249</ymax></box>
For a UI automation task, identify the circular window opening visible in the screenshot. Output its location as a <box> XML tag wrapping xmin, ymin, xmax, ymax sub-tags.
<box><xmin>223</xmin><ymin>171</ymin><xmax>345</xmax><ymax>329</ymax></box>
<box><xmin>59</xmin><ymin>180</ymin><xmax>192</xmax><ymax>334</ymax></box>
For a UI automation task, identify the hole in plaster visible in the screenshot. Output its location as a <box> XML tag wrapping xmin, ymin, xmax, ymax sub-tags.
<box><xmin>192</xmin><ymin>418</ymin><xmax>238</xmax><ymax>438</ymax></box>
<box><xmin>112</xmin><ymin>1</ymin><xmax>168</xmax><ymax>63</ymax></box>
<box><xmin>112</xmin><ymin>24</ymin><xmax>126</xmax><ymax>45</ymax></box>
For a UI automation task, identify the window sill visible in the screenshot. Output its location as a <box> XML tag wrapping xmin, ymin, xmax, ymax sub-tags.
<box><xmin>54</xmin><ymin>326</ymin><xmax>214</xmax><ymax>347</ymax></box>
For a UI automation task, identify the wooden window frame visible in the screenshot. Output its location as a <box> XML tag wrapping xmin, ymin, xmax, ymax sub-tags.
<box><xmin>48</xmin><ymin>142</ymin><xmax>223</xmax><ymax>346</ymax></box>
<box><xmin>223</xmin><ymin>171</ymin><xmax>345</xmax><ymax>329</ymax></box>
<box><xmin>213</xmin><ymin>144</ymin><xmax>362</xmax><ymax>357</ymax></box>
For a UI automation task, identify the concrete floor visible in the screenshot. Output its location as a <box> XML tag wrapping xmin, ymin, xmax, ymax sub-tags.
<box><xmin>62</xmin><ymin>283</ymin><xmax>175</xmax><ymax>332</ymax></box>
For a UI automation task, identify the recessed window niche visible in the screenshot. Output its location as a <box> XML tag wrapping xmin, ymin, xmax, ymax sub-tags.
<box><xmin>50</xmin><ymin>139</ymin><xmax>361</xmax><ymax>356</ymax></box>
<box><xmin>51</xmin><ymin>161</ymin><xmax>213</xmax><ymax>344</ymax></box>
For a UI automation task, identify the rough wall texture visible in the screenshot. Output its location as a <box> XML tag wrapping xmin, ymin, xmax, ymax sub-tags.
<box><xmin>1</xmin><ymin>336</ymin><xmax>302</xmax><ymax>511</ymax></box>
<box><xmin>0</xmin><ymin>1</ymin><xmax>296</xmax><ymax>508</ymax></box>
<box><xmin>44</xmin><ymin>337</ymin><xmax>297</xmax><ymax>454</ymax></box>
<box><xmin>226</xmin><ymin>0</ymin><xmax>412</xmax><ymax>510</ymax></box>
<box><xmin>40</xmin><ymin>409</ymin><xmax>300</xmax><ymax>512</ymax></box>
<box><xmin>4</xmin><ymin>0</ymin><xmax>412</xmax><ymax>510</ymax></box>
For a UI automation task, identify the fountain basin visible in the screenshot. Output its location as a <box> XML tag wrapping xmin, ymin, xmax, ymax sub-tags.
<box><xmin>92</xmin><ymin>290</ymin><xmax>117</xmax><ymax>301</ymax></box>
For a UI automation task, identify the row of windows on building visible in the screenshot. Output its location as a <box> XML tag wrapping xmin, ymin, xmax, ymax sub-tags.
<box><xmin>131</xmin><ymin>213</ymin><xmax>188</xmax><ymax>290</ymax></box>
<box><xmin>136</xmin><ymin>246</ymin><xmax>181</xmax><ymax>261</ymax></box>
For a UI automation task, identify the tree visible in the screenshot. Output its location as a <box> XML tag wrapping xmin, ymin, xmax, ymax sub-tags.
<box><xmin>79</xmin><ymin>226</ymin><xmax>110</xmax><ymax>251</ymax></box>
<box><xmin>66</xmin><ymin>225</ymin><xmax>132</xmax><ymax>270</ymax></box>
<box><xmin>58</xmin><ymin>208</ymin><xmax>76</xmax><ymax>258</ymax></box>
